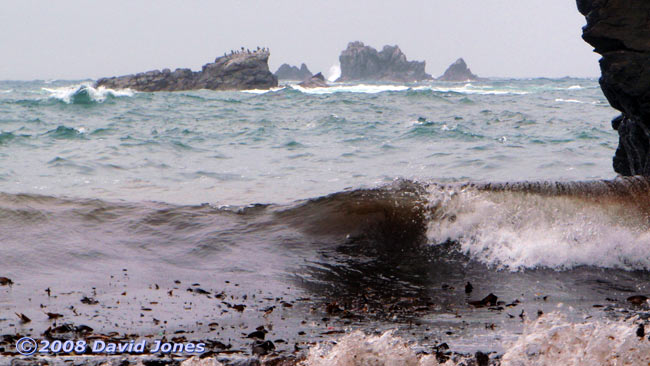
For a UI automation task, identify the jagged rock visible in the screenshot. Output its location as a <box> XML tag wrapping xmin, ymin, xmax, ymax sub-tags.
<box><xmin>297</xmin><ymin>72</ymin><xmax>328</xmax><ymax>88</ymax></box>
<box><xmin>438</xmin><ymin>58</ymin><xmax>481</xmax><ymax>81</ymax></box>
<box><xmin>336</xmin><ymin>41</ymin><xmax>432</xmax><ymax>82</ymax></box>
<box><xmin>275</xmin><ymin>63</ymin><xmax>312</xmax><ymax>80</ymax></box>
<box><xmin>95</xmin><ymin>49</ymin><xmax>278</xmax><ymax>92</ymax></box>
<box><xmin>578</xmin><ymin>1</ymin><xmax>650</xmax><ymax>175</ymax></box>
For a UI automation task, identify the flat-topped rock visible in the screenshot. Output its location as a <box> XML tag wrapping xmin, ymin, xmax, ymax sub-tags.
<box><xmin>336</xmin><ymin>41</ymin><xmax>433</xmax><ymax>82</ymax></box>
<box><xmin>438</xmin><ymin>58</ymin><xmax>481</xmax><ymax>82</ymax></box>
<box><xmin>275</xmin><ymin>63</ymin><xmax>313</xmax><ymax>80</ymax></box>
<box><xmin>95</xmin><ymin>49</ymin><xmax>278</xmax><ymax>92</ymax></box>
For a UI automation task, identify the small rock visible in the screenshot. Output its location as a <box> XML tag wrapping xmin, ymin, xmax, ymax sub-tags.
<box><xmin>627</xmin><ymin>295</ymin><xmax>649</xmax><ymax>305</ymax></box>
<box><xmin>469</xmin><ymin>293</ymin><xmax>498</xmax><ymax>307</ymax></box>
<box><xmin>46</xmin><ymin>312</ymin><xmax>63</xmax><ymax>320</ymax></box>
<box><xmin>475</xmin><ymin>351</ymin><xmax>489</xmax><ymax>366</ymax></box>
<box><xmin>252</xmin><ymin>340</ymin><xmax>275</xmax><ymax>356</ymax></box>
<box><xmin>15</xmin><ymin>313</ymin><xmax>31</xmax><ymax>323</ymax></box>
<box><xmin>80</xmin><ymin>296</ymin><xmax>99</xmax><ymax>305</ymax></box>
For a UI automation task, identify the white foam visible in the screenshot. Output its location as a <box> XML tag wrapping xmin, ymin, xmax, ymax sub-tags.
<box><xmin>568</xmin><ymin>85</ymin><xmax>583</xmax><ymax>90</ymax></box>
<box><xmin>244</xmin><ymin>83</ymin><xmax>529</xmax><ymax>96</ymax></box>
<box><xmin>555</xmin><ymin>98</ymin><xmax>585</xmax><ymax>104</ymax></box>
<box><xmin>241</xmin><ymin>86</ymin><xmax>286</xmax><ymax>94</ymax></box>
<box><xmin>0</xmin><ymin>89</ymin><xmax>12</xmax><ymax>94</ymax></box>
<box><xmin>303</xmin><ymin>330</ymin><xmax>445</xmax><ymax>366</ymax></box>
<box><xmin>292</xmin><ymin>84</ymin><xmax>411</xmax><ymax>94</ymax></box>
<box><xmin>501</xmin><ymin>312</ymin><xmax>650</xmax><ymax>365</ymax></box>
<box><xmin>327</xmin><ymin>64</ymin><xmax>342</xmax><ymax>82</ymax></box>
<box><xmin>300</xmin><ymin>314</ymin><xmax>649</xmax><ymax>366</ymax></box>
<box><xmin>43</xmin><ymin>83</ymin><xmax>134</xmax><ymax>103</ymax></box>
<box><xmin>423</xmin><ymin>85</ymin><xmax>529</xmax><ymax>95</ymax></box>
<box><xmin>426</xmin><ymin>187</ymin><xmax>650</xmax><ymax>271</ymax></box>
<box><xmin>180</xmin><ymin>357</ymin><xmax>223</xmax><ymax>366</ymax></box>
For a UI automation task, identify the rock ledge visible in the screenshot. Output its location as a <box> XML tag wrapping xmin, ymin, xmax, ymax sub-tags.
<box><xmin>96</xmin><ymin>49</ymin><xmax>278</xmax><ymax>92</ymax></box>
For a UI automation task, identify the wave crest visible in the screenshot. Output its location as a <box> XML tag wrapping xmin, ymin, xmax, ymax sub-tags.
<box><xmin>44</xmin><ymin>83</ymin><xmax>134</xmax><ymax>104</ymax></box>
<box><xmin>426</xmin><ymin>178</ymin><xmax>650</xmax><ymax>271</ymax></box>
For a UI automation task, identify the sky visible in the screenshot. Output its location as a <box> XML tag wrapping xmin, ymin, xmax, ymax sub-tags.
<box><xmin>0</xmin><ymin>0</ymin><xmax>600</xmax><ymax>80</ymax></box>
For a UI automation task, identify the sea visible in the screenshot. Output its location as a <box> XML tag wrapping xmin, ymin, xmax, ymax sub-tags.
<box><xmin>2</xmin><ymin>78</ymin><xmax>650</xmax><ymax>365</ymax></box>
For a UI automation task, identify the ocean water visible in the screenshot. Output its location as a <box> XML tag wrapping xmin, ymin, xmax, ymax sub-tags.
<box><xmin>2</xmin><ymin>78</ymin><xmax>650</xmax><ymax>364</ymax></box>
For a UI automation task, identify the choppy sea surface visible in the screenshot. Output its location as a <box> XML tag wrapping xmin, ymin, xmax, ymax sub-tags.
<box><xmin>2</xmin><ymin>78</ymin><xmax>650</xmax><ymax>365</ymax></box>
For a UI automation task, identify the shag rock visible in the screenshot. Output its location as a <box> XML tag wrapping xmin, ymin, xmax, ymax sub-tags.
<box><xmin>95</xmin><ymin>49</ymin><xmax>278</xmax><ymax>92</ymax></box>
<box><xmin>298</xmin><ymin>72</ymin><xmax>328</xmax><ymax>88</ymax></box>
<box><xmin>275</xmin><ymin>63</ymin><xmax>312</xmax><ymax>80</ymax></box>
<box><xmin>336</xmin><ymin>41</ymin><xmax>433</xmax><ymax>82</ymax></box>
<box><xmin>578</xmin><ymin>1</ymin><xmax>650</xmax><ymax>175</ymax></box>
<box><xmin>438</xmin><ymin>58</ymin><xmax>481</xmax><ymax>81</ymax></box>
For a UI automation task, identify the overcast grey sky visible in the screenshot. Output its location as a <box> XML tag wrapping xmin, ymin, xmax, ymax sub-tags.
<box><xmin>0</xmin><ymin>0</ymin><xmax>599</xmax><ymax>80</ymax></box>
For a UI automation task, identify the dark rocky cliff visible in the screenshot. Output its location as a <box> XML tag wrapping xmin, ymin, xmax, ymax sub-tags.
<box><xmin>578</xmin><ymin>0</ymin><xmax>650</xmax><ymax>175</ymax></box>
<box><xmin>95</xmin><ymin>49</ymin><xmax>278</xmax><ymax>92</ymax></box>
<box><xmin>275</xmin><ymin>63</ymin><xmax>312</xmax><ymax>80</ymax></box>
<box><xmin>336</xmin><ymin>42</ymin><xmax>432</xmax><ymax>82</ymax></box>
<box><xmin>438</xmin><ymin>58</ymin><xmax>481</xmax><ymax>82</ymax></box>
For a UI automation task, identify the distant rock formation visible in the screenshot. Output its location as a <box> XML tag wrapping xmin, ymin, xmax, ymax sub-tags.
<box><xmin>95</xmin><ymin>49</ymin><xmax>278</xmax><ymax>92</ymax></box>
<box><xmin>336</xmin><ymin>41</ymin><xmax>433</xmax><ymax>82</ymax></box>
<box><xmin>298</xmin><ymin>72</ymin><xmax>328</xmax><ymax>88</ymax></box>
<box><xmin>577</xmin><ymin>1</ymin><xmax>650</xmax><ymax>176</ymax></box>
<box><xmin>275</xmin><ymin>63</ymin><xmax>313</xmax><ymax>80</ymax></box>
<box><xmin>438</xmin><ymin>58</ymin><xmax>481</xmax><ymax>82</ymax></box>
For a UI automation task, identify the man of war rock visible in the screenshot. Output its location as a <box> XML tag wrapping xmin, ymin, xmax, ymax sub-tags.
<box><xmin>336</xmin><ymin>41</ymin><xmax>433</xmax><ymax>82</ymax></box>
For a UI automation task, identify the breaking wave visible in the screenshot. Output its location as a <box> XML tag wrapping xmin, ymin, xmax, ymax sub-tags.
<box><xmin>43</xmin><ymin>83</ymin><xmax>134</xmax><ymax>104</ymax></box>
<box><xmin>281</xmin><ymin>177</ymin><xmax>650</xmax><ymax>271</ymax></box>
<box><xmin>4</xmin><ymin>177</ymin><xmax>650</xmax><ymax>272</ymax></box>
<box><xmin>426</xmin><ymin>177</ymin><xmax>650</xmax><ymax>271</ymax></box>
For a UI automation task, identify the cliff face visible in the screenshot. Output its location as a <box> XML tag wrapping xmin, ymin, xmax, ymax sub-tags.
<box><xmin>578</xmin><ymin>0</ymin><xmax>650</xmax><ymax>175</ymax></box>
<box><xmin>438</xmin><ymin>58</ymin><xmax>480</xmax><ymax>82</ymax></box>
<box><xmin>95</xmin><ymin>50</ymin><xmax>278</xmax><ymax>92</ymax></box>
<box><xmin>336</xmin><ymin>42</ymin><xmax>433</xmax><ymax>82</ymax></box>
<box><xmin>275</xmin><ymin>63</ymin><xmax>312</xmax><ymax>80</ymax></box>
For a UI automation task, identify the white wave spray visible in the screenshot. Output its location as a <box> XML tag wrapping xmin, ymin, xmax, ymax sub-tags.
<box><xmin>299</xmin><ymin>313</ymin><xmax>650</xmax><ymax>366</ymax></box>
<box><xmin>44</xmin><ymin>83</ymin><xmax>134</xmax><ymax>104</ymax></box>
<box><xmin>425</xmin><ymin>182</ymin><xmax>650</xmax><ymax>271</ymax></box>
<box><xmin>327</xmin><ymin>64</ymin><xmax>341</xmax><ymax>82</ymax></box>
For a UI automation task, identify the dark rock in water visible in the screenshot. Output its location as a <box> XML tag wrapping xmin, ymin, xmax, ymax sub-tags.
<box><xmin>15</xmin><ymin>313</ymin><xmax>30</xmax><ymax>323</ymax></box>
<box><xmin>469</xmin><ymin>293</ymin><xmax>498</xmax><ymax>307</ymax></box>
<box><xmin>627</xmin><ymin>295</ymin><xmax>648</xmax><ymax>305</ymax></box>
<box><xmin>297</xmin><ymin>72</ymin><xmax>328</xmax><ymax>88</ymax></box>
<box><xmin>465</xmin><ymin>281</ymin><xmax>473</xmax><ymax>294</ymax></box>
<box><xmin>252</xmin><ymin>340</ymin><xmax>275</xmax><ymax>356</ymax></box>
<box><xmin>637</xmin><ymin>323</ymin><xmax>645</xmax><ymax>337</ymax></box>
<box><xmin>80</xmin><ymin>296</ymin><xmax>99</xmax><ymax>305</ymax></box>
<box><xmin>0</xmin><ymin>277</ymin><xmax>13</xmax><ymax>286</ymax></box>
<box><xmin>475</xmin><ymin>351</ymin><xmax>490</xmax><ymax>366</ymax></box>
<box><xmin>96</xmin><ymin>49</ymin><xmax>278</xmax><ymax>92</ymax></box>
<box><xmin>438</xmin><ymin>58</ymin><xmax>480</xmax><ymax>81</ymax></box>
<box><xmin>434</xmin><ymin>342</ymin><xmax>451</xmax><ymax>363</ymax></box>
<box><xmin>578</xmin><ymin>1</ymin><xmax>650</xmax><ymax>175</ymax></box>
<box><xmin>336</xmin><ymin>41</ymin><xmax>433</xmax><ymax>82</ymax></box>
<box><xmin>275</xmin><ymin>63</ymin><xmax>312</xmax><ymax>80</ymax></box>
